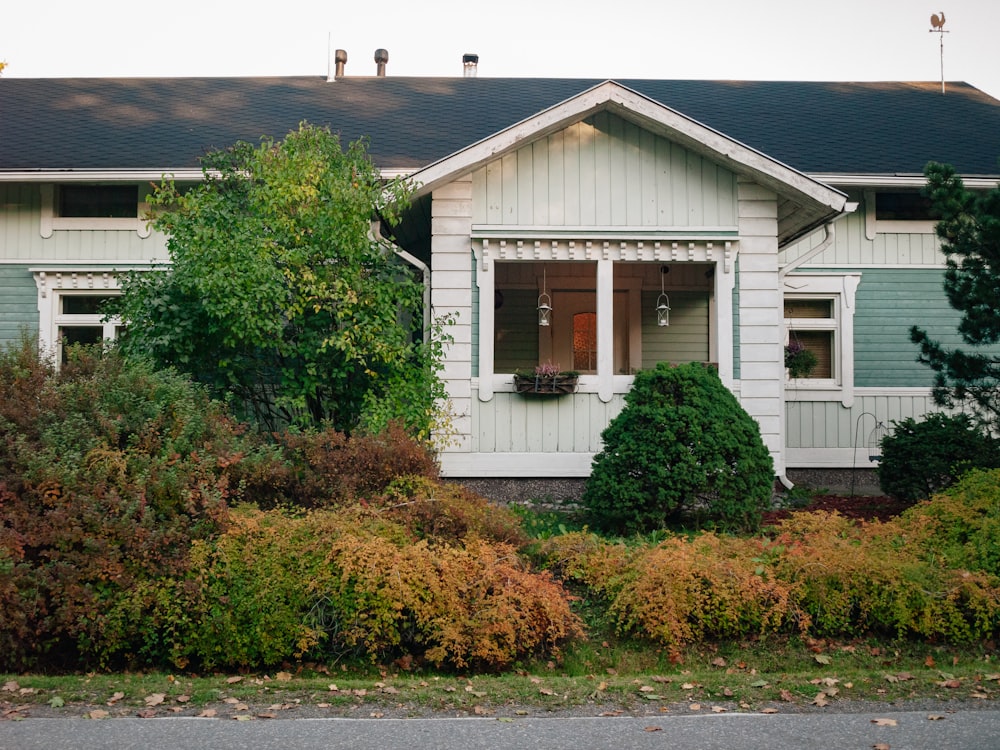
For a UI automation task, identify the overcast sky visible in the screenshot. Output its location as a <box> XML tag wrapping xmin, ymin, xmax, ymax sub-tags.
<box><xmin>3</xmin><ymin>0</ymin><xmax>998</xmax><ymax>99</ymax></box>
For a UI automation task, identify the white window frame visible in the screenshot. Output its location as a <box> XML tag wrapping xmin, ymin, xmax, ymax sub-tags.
<box><xmin>782</xmin><ymin>273</ymin><xmax>861</xmax><ymax>407</ymax></box>
<box><xmin>863</xmin><ymin>190</ymin><xmax>935</xmax><ymax>240</ymax></box>
<box><xmin>39</xmin><ymin>184</ymin><xmax>151</xmax><ymax>238</ymax></box>
<box><xmin>32</xmin><ymin>270</ymin><xmax>124</xmax><ymax>364</ymax></box>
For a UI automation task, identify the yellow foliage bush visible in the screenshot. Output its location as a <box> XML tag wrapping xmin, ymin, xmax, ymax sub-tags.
<box><xmin>150</xmin><ymin>506</ymin><xmax>581</xmax><ymax>670</ymax></box>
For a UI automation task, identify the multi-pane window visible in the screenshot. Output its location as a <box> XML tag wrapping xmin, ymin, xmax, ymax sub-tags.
<box><xmin>784</xmin><ymin>298</ymin><xmax>836</xmax><ymax>380</ymax></box>
<box><xmin>55</xmin><ymin>293</ymin><xmax>120</xmax><ymax>363</ymax></box>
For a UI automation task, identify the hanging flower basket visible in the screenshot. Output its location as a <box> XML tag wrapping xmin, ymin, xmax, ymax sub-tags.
<box><xmin>784</xmin><ymin>341</ymin><xmax>818</xmax><ymax>378</ymax></box>
<box><xmin>513</xmin><ymin>364</ymin><xmax>579</xmax><ymax>395</ymax></box>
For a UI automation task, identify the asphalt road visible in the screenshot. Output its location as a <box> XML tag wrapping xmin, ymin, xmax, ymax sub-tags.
<box><xmin>2</xmin><ymin>711</ymin><xmax>1000</xmax><ymax>750</ymax></box>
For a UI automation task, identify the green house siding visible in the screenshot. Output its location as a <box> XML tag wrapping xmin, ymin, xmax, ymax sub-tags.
<box><xmin>640</xmin><ymin>291</ymin><xmax>709</xmax><ymax>368</ymax></box>
<box><xmin>0</xmin><ymin>265</ymin><xmax>38</xmax><ymax>347</ymax></box>
<box><xmin>853</xmin><ymin>268</ymin><xmax>964</xmax><ymax>387</ymax></box>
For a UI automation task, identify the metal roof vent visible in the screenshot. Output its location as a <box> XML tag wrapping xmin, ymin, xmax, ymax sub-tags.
<box><xmin>330</xmin><ymin>49</ymin><xmax>347</xmax><ymax>80</ymax></box>
<box><xmin>374</xmin><ymin>49</ymin><xmax>388</xmax><ymax>77</ymax></box>
<box><xmin>463</xmin><ymin>53</ymin><xmax>479</xmax><ymax>78</ymax></box>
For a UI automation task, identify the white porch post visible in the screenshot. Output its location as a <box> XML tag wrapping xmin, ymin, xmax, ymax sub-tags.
<box><xmin>714</xmin><ymin>256</ymin><xmax>736</xmax><ymax>388</ymax></box>
<box><xmin>476</xmin><ymin>248</ymin><xmax>495</xmax><ymax>401</ymax></box>
<box><xmin>596</xmin><ymin>258</ymin><xmax>614</xmax><ymax>403</ymax></box>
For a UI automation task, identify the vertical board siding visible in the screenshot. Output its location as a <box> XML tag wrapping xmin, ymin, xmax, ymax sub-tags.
<box><xmin>0</xmin><ymin>184</ymin><xmax>166</xmax><ymax>264</ymax></box>
<box><xmin>781</xmin><ymin>195</ymin><xmax>942</xmax><ymax>267</ymax></box>
<box><xmin>471</xmin><ymin>113</ymin><xmax>738</xmax><ymax>228</ymax></box>
<box><xmin>786</xmin><ymin>395</ymin><xmax>938</xmax><ymax>449</ymax></box>
<box><xmin>0</xmin><ymin>265</ymin><xmax>38</xmax><ymax>347</ymax></box>
<box><xmin>471</xmin><ymin>391</ymin><xmax>625</xmax><ymax>453</ymax></box>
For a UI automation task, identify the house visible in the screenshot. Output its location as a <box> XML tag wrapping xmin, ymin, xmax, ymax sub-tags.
<box><xmin>3</xmin><ymin>63</ymin><xmax>1000</xmax><ymax>492</ymax></box>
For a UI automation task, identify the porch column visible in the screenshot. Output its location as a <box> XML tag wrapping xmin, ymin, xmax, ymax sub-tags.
<box><xmin>476</xmin><ymin>252</ymin><xmax>495</xmax><ymax>401</ymax></box>
<box><xmin>596</xmin><ymin>258</ymin><xmax>613</xmax><ymax>403</ymax></box>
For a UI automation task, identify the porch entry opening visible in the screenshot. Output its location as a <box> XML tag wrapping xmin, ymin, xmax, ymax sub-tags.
<box><xmin>491</xmin><ymin>261</ymin><xmax>711</xmax><ymax>377</ymax></box>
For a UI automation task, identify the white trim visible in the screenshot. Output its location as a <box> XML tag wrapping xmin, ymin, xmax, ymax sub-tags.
<box><xmin>479</xmin><ymin>238</ymin><xmax>736</xmax><ymax>273</ymax></box>
<box><xmin>786</xmin><ymin>263</ymin><xmax>946</xmax><ymax>270</ymax></box>
<box><xmin>596</xmin><ymin>259</ymin><xmax>614</xmax><ymax>402</ymax></box>
<box><xmin>786</xmin><ymin>447</ymin><xmax>880</xmax><ymax>469</ymax></box>
<box><xmin>782</xmin><ymin>273</ymin><xmax>861</xmax><ymax>407</ymax></box>
<box><xmin>440</xmin><ymin>451</ymin><xmax>595</xmax><ymax>477</ymax></box>
<box><xmin>32</xmin><ymin>270</ymin><xmax>124</xmax><ymax>360</ymax></box>
<box><xmin>39</xmin><ymin>184</ymin><xmax>152</xmax><ymax>239</ymax></box>
<box><xmin>472</xmin><ymin>225</ymin><xmax>739</xmax><ymax>241</ymax></box>
<box><xmin>811</xmin><ymin>173</ymin><xmax>1000</xmax><ymax>189</ymax></box>
<box><xmin>0</xmin><ymin>169</ymin><xmax>205</xmax><ymax>183</ymax></box>
<box><xmin>863</xmin><ymin>190</ymin><xmax>936</xmax><ymax>240</ymax></box>
<box><xmin>854</xmin><ymin>387</ymin><xmax>934</xmax><ymax>396</ymax></box>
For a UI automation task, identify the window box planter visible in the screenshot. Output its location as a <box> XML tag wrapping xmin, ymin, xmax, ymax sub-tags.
<box><xmin>513</xmin><ymin>373</ymin><xmax>579</xmax><ymax>395</ymax></box>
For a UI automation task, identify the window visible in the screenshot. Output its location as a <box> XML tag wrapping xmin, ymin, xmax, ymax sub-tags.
<box><xmin>39</xmin><ymin>184</ymin><xmax>151</xmax><ymax>238</ymax></box>
<box><xmin>782</xmin><ymin>273</ymin><xmax>861</xmax><ymax>407</ymax></box>
<box><xmin>54</xmin><ymin>293</ymin><xmax>120</xmax><ymax>363</ymax></box>
<box><xmin>784</xmin><ymin>299</ymin><xmax>835</xmax><ymax>380</ymax></box>
<box><xmin>864</xmin><ymin>190</ymin><xmax>936</xmax><ymax>239</ymax></box>
<box><xmin>874</xmin><ymin>192</ymin><xmax>934</xmax><ymax>221</ymax></box>
<box><xmin>32</xmin><ymin>271</ymin><xmax>123</xmax><ymax>365</ymax></box>
<box><xmin>58</xmin><ymin>185</ymin><xmax>138</xmax><ymax>218</ymax></box>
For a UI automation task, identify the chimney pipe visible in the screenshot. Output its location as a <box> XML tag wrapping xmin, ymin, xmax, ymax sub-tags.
<box><xmin>374</xmin><ymin>48</ymin><xmax>388</xmax><ymax>77</ymax></box>
<box><xmin>462</xmin><ymin>53</ymin><xmax>479</xmax><ymax>78</ymax></box>
<box><xmin>330</xmin><ymin>49</ymin><xmax>347</xmax><ymax>80</ymax></box>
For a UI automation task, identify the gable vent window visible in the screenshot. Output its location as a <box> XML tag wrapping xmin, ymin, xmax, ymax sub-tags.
<box><xmin>58</xmin><ymin>185</ymin><xmax>138</xmax><ymax>218</ymax></box>
<box><xmin>874</xmin><ymin>192</ymin><xmax>934</xmax><ymax>222</ymax></box>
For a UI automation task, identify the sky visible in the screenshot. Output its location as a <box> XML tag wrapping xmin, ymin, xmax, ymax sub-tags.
<box><xmin>3</xmin><ymin>0</ymin><xmax>999</xmax><ymax>100</ymax></box>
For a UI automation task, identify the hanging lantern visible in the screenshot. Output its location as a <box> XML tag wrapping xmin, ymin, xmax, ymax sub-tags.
<box><xmin>537</xmin><ymin>267</ymin><xmax>552</xmax><ymax>327</ymax></box>
<box><xmin>655</xmin><ymin>266</ymin><xmax>671</xmax><ymax>326</ymax></box>
<box><xmin>867</xmin><ymin>421</ymin><xmax>888</xmax><ymax>463</ymax></box>
<box><xmin>537</xmin><ymin>292</ymin><xmax>552</xmax><ymax>326</ymax></box>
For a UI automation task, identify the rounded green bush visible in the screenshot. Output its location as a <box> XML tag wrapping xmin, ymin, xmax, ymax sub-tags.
<box><xmin>582</xmin><ymin>362</ymin><xmax>773</xmax><ymax>534</ymax></box>
<box><xmin>877</xmin><ymin>412</ymin><xmax>1000</xmax><ymax>502</ymax></box>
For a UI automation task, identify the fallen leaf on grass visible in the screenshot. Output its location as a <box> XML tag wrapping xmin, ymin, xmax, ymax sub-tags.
<box><xmin>539</xmin><ymin>688</ymin><xmax>556</xmax><ymax>696</ymax></box>
<box><xmin>927</xmin><ymin>714</ymin><xmax>947</xmax><ymax>721</ymax></box>
<box><xmin>167</xmin><ymin>707</ymin><xmax>184</xmax><ymax>714</ymax></box>
<box><xmin>87</xmin><ymin>710</ymin><xmax>109</xmax><ymax>720</ymax></box>
<box><xmin>600</xmin><ymin>710</ymin><xmax>623</xmax><ymax>717</ymax></box>
<box><xmin>2</xmin><ymin>681</ymin><xmax>19</xmax><ymax>692</ymax></box>
<box><xmin>47</xmin><ymin>696</ymin><xmax>64</xmax><ymax>708</ymax></box>
<box><xmin>971</xmin><ymin>691</ymin><xmax>989</xmax><ymax>699</ymax></box>
<box><xmin>780</xmin><ymin>689</ymin><xmax>795</xmax><ymax>702</ymax></box>
<box><xmin>810</xmin><ymin>677</ymin><xmax>839</xmax><ymax>687</ymax></box>
<box><xmin>274</xmin><ymin>672</ymin><xmax>292</xmax><ymax>682</ymax></box>
<box><xmin>711</xmin><ymin>706</ymin><xmax>727</xmax><ymax>713</ymax></box>
<box><xmin>144</xmin><ymin>693</ymin><xmax>165</xmax><ymax>707</ymax></box>
<box><xmin>711</xmin><ymin>657</ymin><xmax>727</xmax><ymax>668</ymax></box>
<box><xmin>233</xmin><ymin>715</ymin><xmax>252</xmax><ymax>721</ymax></box>
<box><xmin>136</xmin><ymin>709</ymin><xmax>157</xmax><ymax>719</ymax></box>
<box><xmin>871</xmin><ymin>718</ymin><xmax>898</xmax><ymax>726</ymax></box>
<box><xmin>760</xmin><ymin>708</ymin><xmax>779</xmax><ymax>714</ymax></box>
<box><xmin>936</xmin><ymin>679</ymin><xmax>962</xmax><ymax>689</ymax></box>
<box><xmin>257</xmin><ymin>713</ymin><xmax>277</xmax><ymax>719</ymax></box>
<box><xmin>370</xmin><ymin>712</ymin><xmax>384</xmax><ymax>719</ymax></box>
<box><xmin>225</xmin><ymin>676</ymin><xmax>244</xmax><ymax>684</ymax></box>
<box><xmin>689</xmin><ymin>703</ymin><xmax>701</xmax><ymax>711</ymax></box>
<box><xmin>639</xmin><ymin>685</ymin><xmax>655</xmax><ymax>693</ymax></box>
<box><xmin>176</xmin><ymin>695</ymin><xmax>191</xmax><ymax>703</ymax></box>
<box><xmin>651</xmin><ymin>676</ymin><xmax>672</xmax><ymax>684</ymax></box>
<box><xmin>811</xmin><ymin>693</ymin><xmax>829</xmax><ymax>707</ymax></box>
<box><xmin>680</xmin><ymin>682</ymin><xmax>696</xmax><ymax>690</ymax></box>
<box><xmin>814</xmin><ymin>654</ymin><xmax>831</xmax><ymax>665</ymax></box>
<box><xmin>473</xmin><ymin>705</ymin><xmax>490</xmax><ymax>715</ymax></box>
<box><xmin>198</xmin><ymin>709</ymin><xmax>217</xmax><ymax>718</ymax></box>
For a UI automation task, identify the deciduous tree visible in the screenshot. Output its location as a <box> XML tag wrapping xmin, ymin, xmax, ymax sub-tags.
<box><xmin>116</xmin><ymin>123</ymin><xmax>445</xmax><ymax>436</ymax></box>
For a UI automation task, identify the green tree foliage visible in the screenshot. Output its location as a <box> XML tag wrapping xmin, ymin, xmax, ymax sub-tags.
<box><xmin>910</xmin><ymin>161</ymin><xmax>1000</xmax><ymax>429</ymax></box>
<box><xmin>582</xmin><ymin>362</ymin><xmax>774</xmax><ymax>534</ymax></box>
<box><xmin>877</xmin><ymin>412</ymin><xmax>1000</xmax><ymax>502</ymax></box>
<box><xmin>115</xmin><ymin>123</ymin><xmax>446</xmax><ymax>437</ymax></box>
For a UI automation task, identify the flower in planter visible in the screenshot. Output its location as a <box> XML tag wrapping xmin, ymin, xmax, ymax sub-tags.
<box><xmin>784</xmin><ymin>340</ymin><xmax>818</xmax><ymax>378</ymax></box>
<box><xmin>534</xmin><ymin>362</ymin><xmax>561</xmax><ymax>378</ymax></box>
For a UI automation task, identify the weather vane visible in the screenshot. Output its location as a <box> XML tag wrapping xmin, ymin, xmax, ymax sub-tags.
<box><xmin>929</xmin><ymin>11</ymin><xmax>949</xmax><ymax>94</ymax></box>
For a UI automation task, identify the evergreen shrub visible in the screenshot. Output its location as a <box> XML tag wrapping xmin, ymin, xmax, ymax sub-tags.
<box><xmin>877</xmin><ymin>412</ymin><xmax>1000</xmax><ymax>502</ymax></box>
<box><xmin>582</xmin><ymin>362</ymin><xmax>773</xmax><ymax>534</ymax></box>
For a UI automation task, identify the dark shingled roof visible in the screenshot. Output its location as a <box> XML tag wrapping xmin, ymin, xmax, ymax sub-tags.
<box><xmin>2</xmin><ymin>76</ymin><xmax>1000</xmax><ymax>176</ymax></box>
